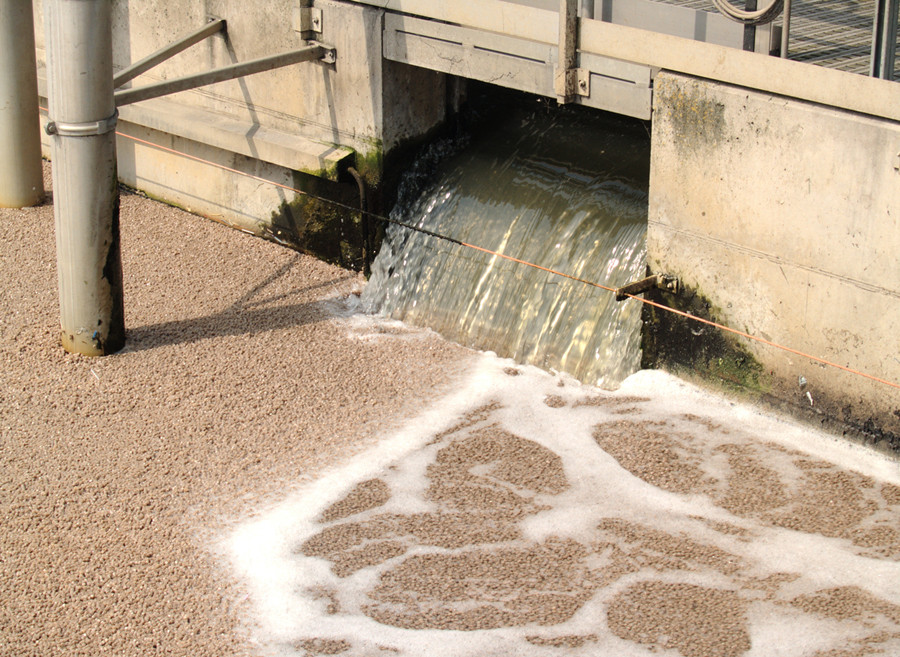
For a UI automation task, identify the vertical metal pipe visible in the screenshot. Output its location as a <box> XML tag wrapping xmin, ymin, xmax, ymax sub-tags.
<box><xmin>870</xmin><ymin>0</ymin><xmax>899</xmax><ymax>79</ymax></box>
<box><xmin>0</xmin><ymin>0</ymin><xmax>44</xmax><ymax>207</ymax></box>
<box><xmin>742</xmin><ymin>0</ymin><xmax>757</xmax><ymax>51</ymax></box>
<box><xmin>44</xmin><ymin>0</ymin><xmax>125</xmax><ymax>356</ymax></box>
<box><xmin>348</xmin><ymin>167</ymin><xmax>369</xmax><ymax>278</ymax></box>
<box><xmin>780</xmin><ymin>0</ymin><xmax>792</xmax><ymax>58</ymax></box>
<box><xmin>579</xmin><ymin>0</ymin><xmax>595</xmax><ymax>19</ymax></box>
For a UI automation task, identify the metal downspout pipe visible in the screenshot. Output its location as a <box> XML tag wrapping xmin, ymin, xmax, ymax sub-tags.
<box><xmin>44</xmin><ymin>0</ymin><xmax>125</xmax><ymax>356</ymax></box>
<box><xmin>870</xmin><ymin>0</ymin><xmax>899</xmax><ymax>79</ymax></box>
<box><xmin>780</xmin><ymin>0</ymin><xmax>792</xmax><ymax>59</ymax></box>
<box><xmin>0</xmin><ymin>0</ymin><xmax>44</xmax><ymax>207</ymax></box>
<box><xmin>347</xmin><ymin>167</ymin><xmax>370</xmax><ymax>277</ymax></box>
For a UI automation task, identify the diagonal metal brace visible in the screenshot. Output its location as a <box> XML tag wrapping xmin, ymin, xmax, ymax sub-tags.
<box><xmin>615</xmin><ymin>274</ymin><xmax>680</xmax><ymax>301</ymax></box>
<box><xmin>114</xmin><ymin>18</ymin><xmax>227</xmax><ymax>88</ymax></box>
<box><xmin>114</xmin><ymin>43</ymin><xmax>334</xmax><ymax>107</ymax></box>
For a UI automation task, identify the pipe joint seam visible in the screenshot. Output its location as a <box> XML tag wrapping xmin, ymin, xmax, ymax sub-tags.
<box><xmin>45</xmin><ymin>110</ymin><xmax>119</xmax><ymax>137</ymax></box>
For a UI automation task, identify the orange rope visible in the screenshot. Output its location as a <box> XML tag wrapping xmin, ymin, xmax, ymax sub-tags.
<box><xmin>38</xmin><ymin>106</ymin><xmax>900</xmax><ymax>391</ymax></box>
<box><xmin>635</xmin><ymin>296</ymin><xmax>900</xmax><ymax>389</ymax></box>
<box><xmin>461</xmin><ymin>243</ymin><xmax>899</xmax><ymax>390</ymax></box>
<box><xmin>459</xmin><ymin>242</ymin><xmax>619</xmax><ymax>294</ymax></box>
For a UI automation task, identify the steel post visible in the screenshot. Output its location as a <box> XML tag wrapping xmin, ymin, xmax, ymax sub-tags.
<box><xmin>870</xmin><ymin>0</ymin><xmax>899</xmax><ymax>79</ymax></box>
<box><xmin>0</xmin><ymin>0</ymin><xmax>44</xmax><ymax>207</ymax></box>
<box><xmin>780</xmin><ymin>0</ymin><xmax>792</xmax><ymax>58</ymax></box>
<box><xmin>45</xmin><ymin>0</ymin><xmax>125</xmax><ymax>356</ymax></box>
<box><xmin>742</xmin><ymin>0</ymin><xmax>757</xmax><ymax>51</ymax></box>
<box><xmin>579</xmin><ymin>0</ymin><xmax>595</xmax><ymax>19</ymax></box>
<box><xmin>555</xmin><ymin>0</ymin><xmax>578</xmax><ymax>103</ymax></box>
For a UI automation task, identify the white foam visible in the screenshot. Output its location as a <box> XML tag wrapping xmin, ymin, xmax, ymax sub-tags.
<box><xmin>622</xmin><ymin>370</ymin><xmax>900</xmax><ymax>483</ymax></box>
<box><xmin>223</xmin><ymin>349</ymin><xmax>900</xmax><ymax>657</ymax></box>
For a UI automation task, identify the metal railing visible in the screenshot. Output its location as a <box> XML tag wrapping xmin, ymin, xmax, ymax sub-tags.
<box><xmin>710</xmin><ymin>0</ymin><xmax>897</xmax><ymax>78</ymax></box>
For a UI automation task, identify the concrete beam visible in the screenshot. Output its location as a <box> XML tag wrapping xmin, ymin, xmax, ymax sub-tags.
<box><xmin>357</xmin><ymin>0</ymin><xmax>900</xmax><ymax>121</ymax></box>
<box><xmin>383</xmin><ymin>13</ymin><xmax>652</xmax><ymax>119</ymax></box>
<box><xmin>578</xmin><ymin>17</ymin><xmax>900</xmax><ymax>122</ymax></box>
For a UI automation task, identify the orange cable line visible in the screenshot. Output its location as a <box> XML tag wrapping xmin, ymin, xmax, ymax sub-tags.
<box><xmin>461</xmin><ymin>242</ymin><xmax>899</xmax><ymax>390</ymax></box>
<box><xmin>38</xmin><ymin>107</ymin><xmax>900</xmax><ymax>391</ymax></box>
<box><xmin>114</xmin><ymin>132</ymin><xmax>900</xmax><ymax>391</ymax></box>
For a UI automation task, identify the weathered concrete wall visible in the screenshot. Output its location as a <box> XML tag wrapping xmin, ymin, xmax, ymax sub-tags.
<box><xmin>648</xmin><ymin>72</ymin><xmax>900</xmax><ymax>447</ymax></box>
<box><xmin>33</xmin><ymin>0</ymin><xmax>449</xmax><ymax>264</ymax></box>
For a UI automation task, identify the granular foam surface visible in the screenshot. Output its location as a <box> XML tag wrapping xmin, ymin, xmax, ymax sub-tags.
<box><xmin>227</xmin><ymin>351</ymin><xmax>900</xmax><ymax>657</ymax></box>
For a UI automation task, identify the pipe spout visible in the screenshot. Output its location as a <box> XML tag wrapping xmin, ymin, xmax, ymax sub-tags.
<box><xmin>615</xmin><ymin>274</ymin><xmax>679</xmax><ymax>301</ymax></box>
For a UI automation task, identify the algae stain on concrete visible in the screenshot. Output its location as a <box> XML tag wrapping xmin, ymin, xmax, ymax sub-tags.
<box><xmin>657</xmin><ymin>77</ymin><xmax>727</xmax><ymax>159</ymax></box>
<box><xmin>263</xmin><ymin>159</ymin><xmax>377</xmax><ymax>271</ymax></box>
<box><xmin>643</xmin><ymin>278</ymin><xmax>900</xmax><ymax>451</ymax></box>
<box><xmin>352</xmin><ymin>139</ymin><xmax>384</xmax><ymax>189</ymax></box>
<box><xmin>642</xmin><ymin>280</ymin><xmax>771</xmax><ymax>397</ymax></box>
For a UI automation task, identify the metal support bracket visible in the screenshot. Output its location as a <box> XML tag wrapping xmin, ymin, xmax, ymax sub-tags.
<box><xmin>554</xmin><ymin>68</ymin><xmax>590</xmax><ymax>100</ymax></box>
<box><xmin>311</xmin><ymin>40</ymin><xmax>336</xmax><ymax>64</ymax></box>
<box><xmin>293</xmin><ymin>6</ymin><xmax>323</xmax><ymax>34</ymax></box>
<box><xmin>113</xmin><ymin>19</ymin><xmax>227</xmax><ymax>88</ymax></box>
<box><xmin>115</xmin><ymin>43</ymin><xmax>335</xmax><ymax>107</ymax></box>
<box><xmin>615</xmin><ymin>273</ymin><xmax>680</xmax><ymax>301</ymax></box>
<box><xmin>45</xmin><ymin>110</ymin><xmax>119</xmax><ymax>137</ymax></box>
<box><xmin>576</xmin><ymin>68</ymin><xmax>590</xmax><ymax>96</ymax></box>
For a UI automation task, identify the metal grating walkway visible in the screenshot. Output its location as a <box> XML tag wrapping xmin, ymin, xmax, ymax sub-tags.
<box><xmin>659</xmin><ymin>0</ymin><xmax>900</xmax><ymax>80</ymax></box>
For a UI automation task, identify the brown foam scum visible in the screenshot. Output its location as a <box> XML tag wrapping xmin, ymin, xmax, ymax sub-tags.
<box><xmin>363</xmin><ymin>538</ymin><xmax>595</xmax><ymax>630</ymax></box>
<box><xmin>594</xmin><ymin>416</ymin><xmax>900</xmax><ymax>561</ymax></box>
<box><xmin>319</xmin><ymin>479</ymin><xmax>392</xmax><ymax>523</ymax></box>
<box><xmin>592</xmin><ymin>420</ymin><xmax>714</xmax><ymax>495</ymax></box>
<box><xmin>606</xmin><ymin>582</ymin><xmax>751</xmax><ymax>657</ymax></box>
<box><xmin>279</xmin><ymin>388</ymin><xmax>900</xmax><ymax>656</ymax></box>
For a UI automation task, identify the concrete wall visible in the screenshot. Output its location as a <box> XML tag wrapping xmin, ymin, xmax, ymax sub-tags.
<box><xmin>33</xmin><ymin>0</ymin><xmax>449</xmax><ymax>263</ymax></box>
<box><xmin>30</xmin><ymin>3</ymin><xmax>899</xmax><ymax>441</ymax></box>
<box><xmin>648</xmin><ymin>72</ymin><xmax>900</xmax><ymax>447</ymax></box>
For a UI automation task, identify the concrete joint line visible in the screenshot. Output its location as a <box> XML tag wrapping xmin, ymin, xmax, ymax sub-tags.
<box><xmin>46</xmin><ymin>110</ymin><xmax>119</xmax><ymax>137</ymax></box>
<box><xmin>649</xmin><ymin>220</ymin><xmax>900</xmax><ymax>299</ymax></box>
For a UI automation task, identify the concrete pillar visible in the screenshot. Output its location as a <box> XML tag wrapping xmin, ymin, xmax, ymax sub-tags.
<box><xmin>44</xmin><ymin>0</ymin><xmax>125</xmax><ymax>356</ymax></box>
<box><xmin>0</xmin><ymin>0</ymin><xmax>45</xmax><ymax>207</ymax></box>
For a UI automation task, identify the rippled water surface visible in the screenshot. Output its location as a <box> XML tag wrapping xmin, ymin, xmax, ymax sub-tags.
<box><xmin>364</xmin><ymin>109</ymin><xmax>650</xmax><ymax>388</ymax></box>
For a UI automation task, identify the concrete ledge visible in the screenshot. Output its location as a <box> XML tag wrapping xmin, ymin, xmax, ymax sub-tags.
<box><xmin>38</xmin><ymin>74</ymin><xmax>354</xmax><ymax>181</ymax></box>
<box><xmin>37</xmin><ymin>88</ymin><xmax>364</xmax><ymax>267</ymax></box>
<box><xmin>116</xmin><ymin>96</ymin><xmax>354</xmax><ymax>181</ymax></box>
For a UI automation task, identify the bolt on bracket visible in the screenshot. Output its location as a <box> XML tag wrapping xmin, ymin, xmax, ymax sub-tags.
<box><xmin>576</xmin><ymin>68</ymin><xmax>590</xmax><ymax>96</ymax></box>
<box><xmin>293</xmin><ymin>6</ymin><xmax>323</xmax><ymax>35</ymax></box>
<box><xmin>554</xmin><ymin>68</ymin><xmax>590</xmax><ymax>102</ymax></box>
<box><xmin>615</xmin><ymin>274</ymin><xmax>680</xmax><ymax>301</ymax></box>
<box><xmin>310</xmin><ymin>40</ymin><xmax>336</xmax><ymax>64</ymax></box>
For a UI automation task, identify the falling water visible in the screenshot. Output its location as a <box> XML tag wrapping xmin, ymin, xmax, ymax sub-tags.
<box><xmin>363</xmin><ymin>106</ymin><xmax>650</xmax><ymax>388</ymax></box>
